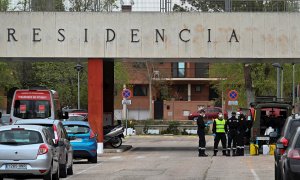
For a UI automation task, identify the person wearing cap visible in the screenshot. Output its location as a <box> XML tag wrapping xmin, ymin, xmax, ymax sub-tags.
<box><xmin>212</xmin><ymin>112</ymin><xmax>228</xmax><ymax>156</ymax></box>
<box><xmin>226</xmin><ymin>111</ymin><xmax>239</xmax><ymax>156</ymax></box>
<box><xmin>236</xmin><ymin>111</ymin><xmax>247</xmax><ymax>156</ymax></box>
<box><xmin>197</xmin><ymin>109</ymin><xmax>208</xmax><ymax>157</ymax></box>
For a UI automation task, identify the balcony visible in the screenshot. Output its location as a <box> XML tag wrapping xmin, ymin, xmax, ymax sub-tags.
<box><xmin>152</xmin><ymin>68</ymin><xmax>210</xmax><ymax>80</ymax></box>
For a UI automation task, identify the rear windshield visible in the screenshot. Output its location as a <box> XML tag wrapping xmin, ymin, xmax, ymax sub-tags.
<box><xmin>0</xmin><ymin>130</ymin><xmax>43</xmax><ymax>145</ymax></box>
<box><xmin>64</xmin><ymin>125</ymin><xmax>90</xmax><ymax>134</ymax></box>
<box><xmin>67</xmin><ymin>115</ymin><xmax>87</xmax><ymax>121</ymax></box>
<box><xmin>13</xmin><ymin>100</ymin><xmax>51</xmax><ymax>119</ymax></box>
<box><xmin>285</xmin><ymin>120</ymin><xmax>300</xmax><ymax>139</ymax></box>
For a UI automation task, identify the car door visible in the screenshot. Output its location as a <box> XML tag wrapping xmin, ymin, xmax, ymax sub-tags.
<box><xmin>43</xmin><ymin>129</ymin><xmax>59</xmax><ymax>172</ymax></box>
<box><xmin>58</xmin><ymin>123</ymin><xmax>73</xmax><ymax>168</ymax></box>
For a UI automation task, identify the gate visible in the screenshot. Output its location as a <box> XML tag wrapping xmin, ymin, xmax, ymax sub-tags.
<box><xmin>154</xmin><ymin>100</ymin><xmax>164</xmax><ymax>120</ymax></box>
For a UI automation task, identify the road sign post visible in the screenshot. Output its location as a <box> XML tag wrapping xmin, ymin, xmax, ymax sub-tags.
<box><xmin>122</xmin><ymin>87</ymin><xmax>132</xmax><ymax>136</ymax></box>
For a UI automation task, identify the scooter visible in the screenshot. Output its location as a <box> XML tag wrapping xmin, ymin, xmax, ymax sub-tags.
<box><xmin>103</xmin><ymin>123</ymin><xmax>125</xmax><ymax>148</ymax></box>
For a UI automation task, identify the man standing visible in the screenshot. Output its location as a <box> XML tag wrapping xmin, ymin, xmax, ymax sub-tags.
<box><xmin>212</xmin><ymin>112</ymin><xmax>228</xmax><ymax>156</ymax></box>
<box><xmin>226</xmin><ymin>112</ymin><xmax>239</xmax><ymax>156</ymax></box>
<box><xmin>197</xmin><ymin>109</ymin><xmax>208</xmax><ymax>157</ymax></box>
<box><xmin>236</xmin><ymin>111</ymin><xmax>247</xmax><ymax>156</ymax></box>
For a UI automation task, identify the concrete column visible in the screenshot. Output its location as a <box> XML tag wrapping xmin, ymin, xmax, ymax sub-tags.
<box><xmin>88</xmin><ymin>58</ymin><xmax>103</xmax><ymax>154</ymax></box>
<box><xmin>188</xmin><ymin>83</ymin><xmax>191</xmax><ymax>101</ymax></box>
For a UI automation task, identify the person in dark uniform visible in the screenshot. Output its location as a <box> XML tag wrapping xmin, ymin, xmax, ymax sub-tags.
<box><xmin>226</xmin><ymin>112</ymin><xmax>239</xmax><ymax>156</ymax></box>
<box><xmin>197</xmin><ymin>109</ymin><xmax>208</xmax><ymax>157</ymax></box>
<box><xmin>236</xmin><ymin>111</ymin><xmax>247</xmax><ymax>156</ymax></box>
<box><xmin>212</xmin><ymin>112</ymin><xmax>228</xmax><ymax>156</ymax></box>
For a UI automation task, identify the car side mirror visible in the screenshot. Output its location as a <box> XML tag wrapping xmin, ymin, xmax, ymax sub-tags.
<box><xmin>276</xmin><ymin>142</ymin><xmax>284</xmax><ymax>149</ymax></box>
<box><xmin>269</xmin><ymin>131</ymin><xmax>278</xmax><ymax>138</ymax></box>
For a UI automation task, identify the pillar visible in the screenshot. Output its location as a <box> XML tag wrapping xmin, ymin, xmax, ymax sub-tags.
<box><xmin>88</xmin><ymin>58</ymin><xmax>103</xmax><ymax>154</ymax></box>
<box><xmin>188</xmin><ymin>83</ymin><xmax>191</xmax><ymax>101</ymax></box>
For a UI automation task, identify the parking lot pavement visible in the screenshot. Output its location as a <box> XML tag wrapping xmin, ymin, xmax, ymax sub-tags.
<box><xmin>66</xmin><ymin>135</ymin><xmax>274</xmax><ymax>180</ymax></box>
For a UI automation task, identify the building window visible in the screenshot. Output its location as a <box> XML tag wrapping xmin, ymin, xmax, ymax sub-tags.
<box><xmin>195</xmin><ymin>85</ymin><xmax>202</xmax><ymax>92</ymax></box>
<box><xmin>195</xmin><ymin>63</ymin><xmax>209</xmax><ymax>78</ymax></box>
<box><xmin>133</xmin><ymin>85</ymin><xmax>148</xmax><ymax>96</ymax></box>
<box><xmin>172</xmin><ymin>62</ymin><xmax>185</xmax><ymax>78</ymax></box>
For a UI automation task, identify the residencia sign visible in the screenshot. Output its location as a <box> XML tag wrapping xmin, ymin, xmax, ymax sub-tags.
<box><xmin>0</xmin><ymin>12</ymin><xmax>299</xmax><ymax>59</ymax></box>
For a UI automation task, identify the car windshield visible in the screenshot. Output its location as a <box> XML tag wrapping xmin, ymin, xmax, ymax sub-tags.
<box><xmin>295</xmin><ymin>134</ymin><xmax>300</xmax><ymax>148</ymax></box>
<box><xmin>0</xmin><ymin>130</ymin><xmax>43</xmax><ymax>145</ymax></box>
<box><xmin>64</xmin><ymin>125</ymin><xmax>89</xmax><ymax>134</ymax></box>
<box><xmin>1</xmin><ymin>115</ymin><xmax>10</xmax><ymax>125</ymax></box>
<box><xmin>13</xmin><ymin>100</ymin><xmax>51</xmax><ymax>119</ymax></box>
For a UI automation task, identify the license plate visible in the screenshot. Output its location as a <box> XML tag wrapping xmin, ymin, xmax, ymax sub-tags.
<box><xmin>71</xmin><ymin>138</ymin><xmax>82</xmax><ymax>142</ymax></box>
<box><xmin>6</xmin><ymin>164</ymin><xmax>27</xmax><ymax>170</ymax></box>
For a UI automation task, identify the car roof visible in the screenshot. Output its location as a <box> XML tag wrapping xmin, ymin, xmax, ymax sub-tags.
<box><xmin>14</xmin><ymin>119</ymin><xmax>59</xmax><ymax>125</ymax></box>
<box><xmin>62</xmin><ymin>121</ymin><xmax>90</xmax><ymax>127</ymax></box>
<box><xmin>0</xmin><ymin>124</ymin><xmax>46</xmax><ymax>132</ymax></box>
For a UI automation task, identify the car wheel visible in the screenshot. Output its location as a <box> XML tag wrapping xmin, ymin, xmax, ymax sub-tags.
<box><xmin>43</xmin><ymin>167</ymin><xmax>52</xmax><ymax>180</ymax></box>
<box><xmin>53</xmin><ymin>165</ymin><xmax>60</xmax><ymax>180</ymax></box>
<box><xmin>0</xmin><ymin>175</ymin><xmax>3</xmax><ymax>180</ymax></box>
<box><xmin>111</xmin><ymin>137</ymin><xmax>122</xmax><ymax>148</ymax></box>
<box><xmin>67</xmin><ymin>161</ymin><xmax>74</xmax><ymax>175</ymax></box>
<box><xmin>88</xmin><ymin>155</ymin><xmax>97</xmax><ymax>164</ymax></box>
<box><xmin>193</xmin><ymin>117</ymin><xmax>197</xmax><ymax>121</ymax></box>
<box><xmin>59</xmin><ymin>163</ymin><xmax>67</xmax><ymax>178</ymax></box>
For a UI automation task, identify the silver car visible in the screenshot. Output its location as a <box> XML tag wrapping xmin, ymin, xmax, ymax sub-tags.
<box><xmin>0</xmin><ymin>125</ymin><xmax>59</xmax><ymax>180</ymax></box>
<box><xmin>14</xmin><ymin>119</ymin><xmax>74</xmax><ymax>178</ymax></box>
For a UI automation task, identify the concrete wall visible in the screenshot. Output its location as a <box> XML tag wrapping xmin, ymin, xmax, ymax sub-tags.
<box><xmin>1</xmin><ymin>12</ymin><xmax>300</xmax><ymax>60</ymax></box>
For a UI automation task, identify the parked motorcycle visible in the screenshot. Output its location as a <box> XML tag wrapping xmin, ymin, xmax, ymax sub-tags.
<box><xmin>104</xmin><ymin>123</ymin><xmax>124</xmax><ymax>148</ymax></box>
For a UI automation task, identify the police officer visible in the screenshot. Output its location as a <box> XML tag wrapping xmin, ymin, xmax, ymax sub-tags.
<box><xmin>197</xmin><ymin>109</ymin><xmax>208</xmax><ymax>157</ymax></box>
<box><xmin>236</xmin><ymin>111</ymin><xmax>247</xmax><ymax>156</ymax></box>
<box><xmin>212</xmin><ymin>112</ymin><xmax>228</xmax><ymax>156</ymax></box>
<box><xmin>226</xmin><ymin>112</ymin><xmax>239</xmax><ymax>156</ymax></box>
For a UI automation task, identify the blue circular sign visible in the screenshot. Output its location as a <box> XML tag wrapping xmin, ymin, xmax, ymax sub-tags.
<box><xmin>228</xmin><ymin>90</ymin><xmax>238</xmax><ymax>100</ymax></box>
<box><xmin>122</xmin><ymin>89</ymin><xmax>132</xmax><ymax>99</ymax></box>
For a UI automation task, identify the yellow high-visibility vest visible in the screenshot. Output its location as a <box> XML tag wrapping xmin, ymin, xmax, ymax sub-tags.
<box><xmin>215</xmin><ymin>119</ymin><xmax>226</xmax><ymax>133</ymax></box>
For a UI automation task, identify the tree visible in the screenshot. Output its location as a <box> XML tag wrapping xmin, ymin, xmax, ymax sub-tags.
<box><xmin>0</xmin><ymin>0</ymin><xmax>9</xmax><ymax>11</ymax></box>
<box><xmin>68</xmin><ymin>0</ymin><xmax>118</xmax><ymax>12</ymax></box>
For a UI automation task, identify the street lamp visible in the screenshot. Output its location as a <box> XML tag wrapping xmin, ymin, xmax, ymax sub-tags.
<box><xmin>74</xmin><ymin>63</ymin><xmax>84</xmax><ymax>109</ymax></box>
<box><xmin>272</xmin><ymin>63</ymin><xmax>283</xmax><ymax>99</ymax></box>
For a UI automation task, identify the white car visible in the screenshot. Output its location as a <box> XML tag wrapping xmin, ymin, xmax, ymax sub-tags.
<box><xmin>0</xmin><ymin>125</ymin><xmax>59</xmax><ymax>180</ymax></box>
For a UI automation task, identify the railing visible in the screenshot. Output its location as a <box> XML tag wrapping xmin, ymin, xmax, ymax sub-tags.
<box><xmin>152</xmin><ymin>68</ymin><xmax>209</xmax><ymax>79</ymax></box>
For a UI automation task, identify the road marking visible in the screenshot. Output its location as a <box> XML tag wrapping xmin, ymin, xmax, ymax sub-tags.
<box><xmin>66</xmin><ymin>163</ymin><xmax>102</xmax><ymax>180</ymax></box>
<box><xmin>110</xmin><ymin>156</ymin><xmax>122</xmax><ymax>160</ymax></box>
<box><xmin>251</xmin><ymin>169</ymin><xmax>260</xmax><ymax>180</ymax></box>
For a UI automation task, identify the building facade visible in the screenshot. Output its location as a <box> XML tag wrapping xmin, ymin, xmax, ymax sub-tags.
<box><xmin>114</xmin><ymin>62</ymin><xmax>219</xmax><ymax>120</ymax></box>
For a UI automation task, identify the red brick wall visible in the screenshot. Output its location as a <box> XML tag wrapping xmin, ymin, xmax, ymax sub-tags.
<box><xmin>163</xmin><ymin>100</ymin><xmax>214</xmax><ymax>120</ymax></box>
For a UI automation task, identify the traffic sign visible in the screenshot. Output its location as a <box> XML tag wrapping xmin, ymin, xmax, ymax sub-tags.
<box><xmin>122</xmin><ymin>89</ymin><xmax>132</xmax><ymax>99</ymax></box>
<box><xmin>122</xmin><ymin>99</ymin><xmax>132</xmax><ymax>105</ymax></box>
<box><xmin>228</xmin><ymin>101</ymin><xmax>238</xmax><ymax>106</ymax></box>
<box><xmin>228</xmin><ymin>90</ymin><xmax>238</xmax><ymax>100</ymax></box>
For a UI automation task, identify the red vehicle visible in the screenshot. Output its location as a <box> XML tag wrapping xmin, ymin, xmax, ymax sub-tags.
<box><xmin>188</xmin><ymin>107</ymin><xmax>228</xmax><ymax>121</ymax></box>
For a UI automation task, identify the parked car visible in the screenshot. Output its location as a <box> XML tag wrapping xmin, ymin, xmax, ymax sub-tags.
<box><xmin>0</xmin><ymin>113</ymin><xmax>11</xmax><ymax>126</ymax></box>
<box><xmin>277</xmin><ymin>126</ymin><xmax>300</xmax><ymax>180</ymax></box>
<box><xmin>274</xmin><ymin>115</ymin><xmax>300</xmax><ymax>180</ymax></box>
<box><xmin>188</xmin><ymin>107</ymin><xmax>228</xmax><ymax>121</ymax></box>
<box><xmin>62</xmin><ymin>121</ymin><xmax>98</xmax><ymax>163</ymax></box>
<box><xmin>65</xmin><ymin>114</ymin><xmax>88</xmax><ymax>121</ymax></box>
<box><xmin>14</xmin><ymin>119</ymin><xmax>74</xmax><ymax>178</ymax></box>
<box><xmin>0</xmin><ymin>125</ymin><xmax>59</xmax><ymax>180</ymax></box>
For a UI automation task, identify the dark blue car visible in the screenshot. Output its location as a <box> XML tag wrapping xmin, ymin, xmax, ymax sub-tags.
<box><xmin>62</xmin><ymin>121</ymin><xmax>98</xmax><ymax>163</ymax></box>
